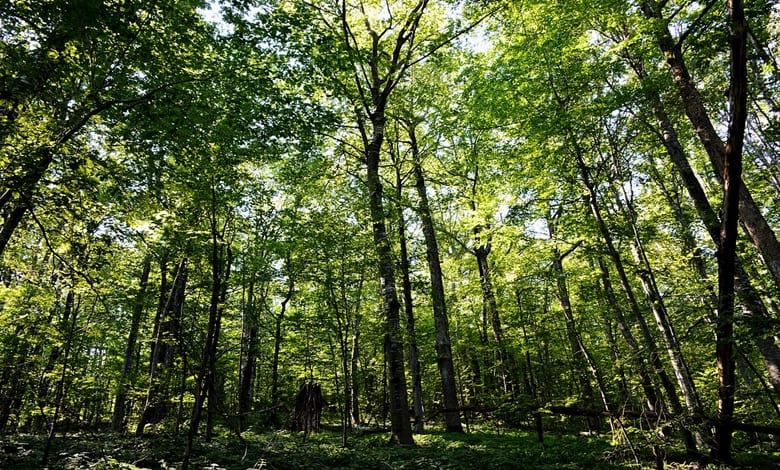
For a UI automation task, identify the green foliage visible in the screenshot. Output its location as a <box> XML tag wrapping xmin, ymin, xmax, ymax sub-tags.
<box><xmin>5</xmin><ymin>428</ymin><xmax>777</xmax><ymax>469</ymax></box>
<box><xmin>2</xmin><ymin>0</ymin><xmax>780</xmax><ymax>468</ymax></box>
<box><xmin>0</xmin><ymin>429</ymin><xmax>644</xmax><ymax>469</ymax></box>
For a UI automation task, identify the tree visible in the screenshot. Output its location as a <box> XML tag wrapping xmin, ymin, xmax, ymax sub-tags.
<box><xmin>0</xmin><ymin>0</ymin><xmax>214</xmax><ymax>258</ymax></box>
<box><xmin>638</xmin><ymin>0</ymin><xmax>780</xmax><ymax>293</ymax></box>
<box><xmin>714</xmin><ymin>0</ymin><xmax>749</xmax><ymax>461</ymax></box>
<box><xmin>404</xmin><ymin>118</ymin><xmax>462</xmax><ymax>432</ymax></box>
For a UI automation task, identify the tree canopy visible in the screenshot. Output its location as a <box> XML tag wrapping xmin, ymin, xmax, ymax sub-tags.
<box><xmin>1</xmin><ymin>0</ymin><xmax>779</xmax><ymax>468</ymax></box>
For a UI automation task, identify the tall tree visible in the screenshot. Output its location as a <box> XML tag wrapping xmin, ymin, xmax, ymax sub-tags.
<box><xmin>714</xmin><ymin>0</ymin><xmax>748</xmax><ymax>461</ymax></box>
<box><xmin>404</xmin><ymin>119</ymin><xmax>463</xmax><ymax>432</ymax></box>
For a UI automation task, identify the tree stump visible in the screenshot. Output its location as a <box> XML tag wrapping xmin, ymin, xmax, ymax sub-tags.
<box><xmin>293</xmin><ymin>382</ymin><xmax>323</xmax><ymax>433</ymax></box>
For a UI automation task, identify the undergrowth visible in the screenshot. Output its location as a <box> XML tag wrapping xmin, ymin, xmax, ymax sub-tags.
<box><xmin>0</xmin><ymin>427</ymin><xmax>777</xmax><ymax>469</ymax></box>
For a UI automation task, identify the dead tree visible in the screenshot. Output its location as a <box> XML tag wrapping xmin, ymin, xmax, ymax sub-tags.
<box><xmin>293</xmin><ymin>382</ymin><xmax>323</xmax><ymax>434</ymax></box>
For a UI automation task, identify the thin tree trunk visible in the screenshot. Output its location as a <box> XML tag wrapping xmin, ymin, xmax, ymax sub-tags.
<box><xmin>607</xmin><ymin>150</ymin><xmax>704</xmax><ymax>425</ymax></box>
<box><xmin>350</xmin><ymin>313</ymin><xmax>362</xmax><ymax>426</ymax></box>
<box><xmin>41</xmin><ymin>294</ymin><xmax>79</xmax><ymax>466</ymax></box>
<box><xmin>468</xmin><ymin>169</ymin><xmax>513</xmax><ymax>395</ymax></box>
<box><xmin>395</xmin><ymin>168</ymin><xmax>425</xmax><ymax>433</ymax></box>
<box><xmin>515</xmin><ymin>295</ymin><xmax>539</xmax><ymax>400</ymax></box>
<box><xmin>239</xmin><ymin>281</ymin><xmax>257</xmax><ymax>432</ymax></box>
<box><xmin>654</xmin><ymin>163</ymin><xmax>780</xmax><ymax>413</ymax></box>
<box><xmin>182</xmin><ymin>189</ymin><xmax>232</xmax><ymax>469</ymax></box>
<box><xmin>111</xmin><ymin>254</ymin><xmax>152</xmax><ymax>432</ymax></box>
<box><xmin>407</xmin><ymin>123</ymin><xmax>462</xmax><ymax>432</ymax></box>
<box><xmin>324</xmin><ymin>270</ymin><xmax>351</xmax><ymax>447</ymax></box>
<box><xmin>632</xmin><ymin>242</ymin><xmax>702</xmax><ymax>410</ymax></box>
<box><xmin>574</xmin><ymin>152</ymin><xmax>696</xmax><ymax>453</ymax></box>
<box><xmin>547</xmin><ymin>219</ymin><xmax>595</xmax><ymax>410</ymax></box>
<box><xmin>206</xmin><ymin>245</ymin><xmax>231</xmax><ymax>442</ymax></box>
<box><xmin>136</xmin><ymin>257</ymin><xmax>186</xmax><ymax>435</ymax></box>
<box><xmin>0</xmin><ymin>324</ymin><xmax>33</xmax><ymax>433</ymax></box>
<box><xmin>271</xmin><ymin>273</ymin><xmax>294</xmax><ymax>412</ymax></box>
<box><xmin>34</xmin><ymin>290</ymin><xmax>74</xmax><ymax>431</ymax></box>
<box><xmin>596</xmin><ymin>292</ymin><xmax>629</xmax><ymax>405</ymax></box>
<box><xmin>714</xmin><ymin>0</ymin><xmax>747</xmax><ymax>461</ymax></box>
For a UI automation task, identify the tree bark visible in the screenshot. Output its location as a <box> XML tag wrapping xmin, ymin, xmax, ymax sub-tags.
<box><xmin>574</xmin><ymin>152</ymin><xmax>696</xmax><ymax>453</ymax></box>
<box><xmin>547</xmin><ymin>219</ymin><xmax>595</xmax><ymax>409</ymax></box>
<box><xmin>182</xmin><ymin>194</ymin><xmax>232</xmax><ymax>469</ymax></box>
<box><xmin>598</xmin><ymin>259</ymin><xmax>659</xmax><ymax>411</ymax></box>
<box><xmin>407</xmin><ymin>123</ymin><xmax>462</xmax><ymax>432</ymax></box>
<box><xmin>714</xmin><ymin>0</ymin><xmax>748</xmax><ymax>461</ymax></box>
<box><xmin>469</xmin><ymin>164</ymin><xmax>515</xmax><ymax>394</ymax></box>
<box><xmin>271</xmin><ymin>273</ymin><xmax>294</xmax><ymax>412</ymax></box>
<box><xmin>595</xmin><ymin>283</ymin><xmax>630</xmax><ymax>405</ymax></box>
<box><xmin>350</xmin><ymin>313</ymin><xmax>362</xmax><ymax>426</ymax></box>
<box><xmin>608</xmin><ymin>150</ymin><xmax>704</xmax><ymax>428</ymax></box>
<box><xmin>393</xmin><ymin>158</ymin><xmax>426</xmax><ymax>433</ymax></box>
<box><xmin>41</xmin><ymin>293</ymin><xmax>79</xmax><ymax>466</ymax></box>
<box><xmin>238</xmin><ymin>281</ymin><xmax>257</xmax><ymax>432</ymax></box>
<box><xmin>336</xmin><ymin>0</ymin><xmax>431</xmax><ymax>445</ymax></box>
<box><xmin>0</xmin><ymin>201</ymin><xmax>29</xmax><ymax>259</ymax></box>
<box><xmin>367</xmin><ymin>117</ymin><xmax>413</xmax><ymax>444</ymax></box>
<box><xmin>136</xmin><ymin>257</ymin><xmax>186</xmax><ymax>435</ymax></box>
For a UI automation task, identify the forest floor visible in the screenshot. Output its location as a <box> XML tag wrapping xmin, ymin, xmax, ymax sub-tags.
<box><xmin>1</xmin><ymin>425</ymin><xmax>779</xmax><ymax>469</ymax></box>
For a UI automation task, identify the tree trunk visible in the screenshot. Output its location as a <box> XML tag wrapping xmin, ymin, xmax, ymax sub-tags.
<box><xmin>239</xmin><ymin>281</ymin><xmax>257</xmax><ymax>432</ymax></box>
<box><xmin>323</xmin><ymin>263</ymin><xmax>359</xmax><ymax>447</ymax></box>
<box><xmin>627</xmin><ymin>56</ymin><xmax>780</xmax><ymax>399</ymax></box>
<box><xmin>0</xmin><ymin>323</ymin><xmax>34</xmax><ymax>433</ymax></box>
<box><xmin>0</xmin><ymin>201</ymin><xmax>28</xmax><ymax>260</ymax></box>
<box><xmin>714</xmin><ymin>0</ymin><xmax>747</xmax><ymax>461</ymax></box>
<box><xmin>33</xmin><ymin>289</ymin><xmax>75</xmax><ymax>431</ymax></box>
<box><xmin>111</xmin><ymin>254</ymin><xmax>152</xmax><ymax>432</ymax></box>
<box><xmin>293</xmin><ymin>383</ymin><xmax>323</xmax><ymax>433</ymax></box>
<box><xmin>350</xmin><ymin>313</ymin><xmax>362</xmax><ymax>426</ymax></box>
<box><xmin>608</xmin><ymin>151</ymin><xmax>704</xmax><ymax>426</ymax></box>
<box><xmin>407</xmin><ymin>124</ymin><xmax>462</xmax><ymax>433</ymax></box>
<box><xmin>41</xmin><ymin>293</ymin><xmax>79</xmax><ymax>466</ymax></box>
<box><xmin>0</xmin><ymin>148</ymin><xmax>55</xmax><ymax>259</ymax></box>
<box><xmin>395</xmin><ymin>166</ymin><xmax>425</xmax><ymax>433</ymax></box>
<box><xmin>574</xmin><ymin>152</ymin><xmax>696</xmax><ymax>453</ymax></box>
<box><xmin>338</xmin><ymin>0</ymin><xmax>430</xmax><ymax>445</ymax></box>
<box><xmin>596</xmin><ymin>291</ymin><xmax>629</xmax><ymax>405</ymax></box>
<box><xmin>366</xmin><ymin>114</ymin><xmax>413</xmax><ymax>444</ymax></box>
<box><xmin>271</xmin><ymin>274</ymin><xmax>294</xmax><ymax>415</ymax></box>
<box><xmin>182</xmin><ymin>204</ymin><xmax>232</xmax><ymax>469</ymax></box>
<box><xmin>640</xmin><ymin>0</ymin><xmax>780</xmax><ymax>292</ymax></box>
<box><xmin>206</xmin><ymin>245</ymin><xmax>231</xmax><ymax>442</ymax></box>
<box><xmin>136</xmin><ymin>257</ymin><xmax>186</xmax><ymax>435</ymax></box>
<box><xmin>468</xmin><ymin>161</ymin><xmax>517</xmax><ymax>395</ymax></box>
<box><xmin>631</xmin><ymin>242</ymin><xmax>702</xmax><ymax>413</ymax></box>
<box><xmin>547</xmin><ymin>219</ymin><xmax>595</xmax><ymax>410</ymax></box>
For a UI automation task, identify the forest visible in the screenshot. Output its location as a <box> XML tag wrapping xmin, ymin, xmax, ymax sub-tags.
<box><xmin>1</xmin><ymin>0</ymin><xmax>780</xmax><ymax>468</ymax></box>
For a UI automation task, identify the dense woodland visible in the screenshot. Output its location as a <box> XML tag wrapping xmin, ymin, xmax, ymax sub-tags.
<box><xmin>1</xmin><ymin>0</ymin><xmax>780</xmax><ymax>468</ymax></box>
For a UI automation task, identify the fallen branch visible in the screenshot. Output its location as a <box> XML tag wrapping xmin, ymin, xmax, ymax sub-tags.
<box><xmin>424</xmin><ymin>406</ymin><xmax>497</xmax><ymax>422</ymax></box>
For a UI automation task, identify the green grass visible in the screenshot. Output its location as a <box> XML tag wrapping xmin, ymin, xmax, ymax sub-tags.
<box><xmin>1</xmin><ymin>428</ymin><xmax>778</xmax><ymax>469</ymax></box>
